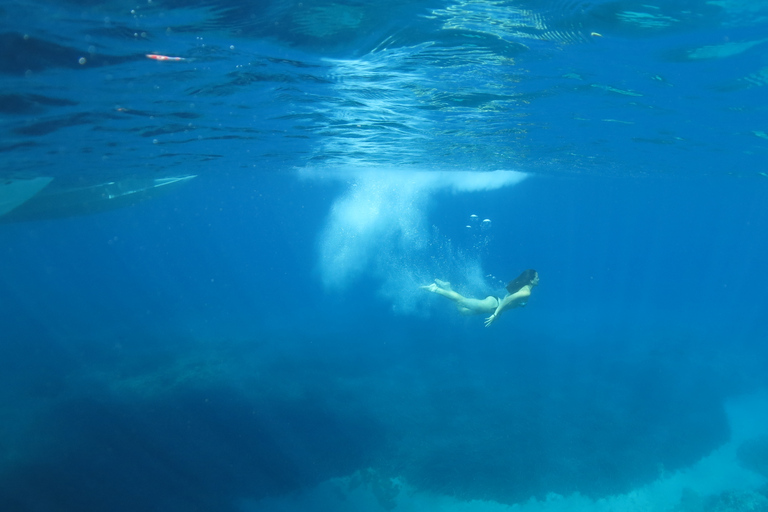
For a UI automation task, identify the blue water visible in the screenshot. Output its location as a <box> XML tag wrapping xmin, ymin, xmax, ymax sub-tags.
<box><xmin>2</xmin><ymin>0</ymin><xmax>768</xmax><ymax>510</ymax></box>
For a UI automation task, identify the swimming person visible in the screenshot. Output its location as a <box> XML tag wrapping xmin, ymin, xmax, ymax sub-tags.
<box><xmin>421</xmin><ymin>269</ymin><xmax>539</xmax><ymax>327</ymax></box>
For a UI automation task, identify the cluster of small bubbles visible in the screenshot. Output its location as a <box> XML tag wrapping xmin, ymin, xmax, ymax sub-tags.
<box><xmin>486</xmin><ymin>274</ymin><xmax>496</xmax><ymax>281</ymax></box>
<box><xmin>486</xmin><ymin>274</ymin><xmax>505</xmax><ymax>287</ymax></box>
<box><xmin>464</xmin><ymin>213</ymin><xmax>493</xmax><ymax>253</ymax></box>
<box><xmin>465</xmin><ymin>214</ymin><xmax>491</xmax><ymax>232</ymax></box>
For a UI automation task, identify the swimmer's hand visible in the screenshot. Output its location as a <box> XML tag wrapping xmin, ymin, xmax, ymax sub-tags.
<box><xmin>484</xmin><ymin>314</ymin><xmax>496</xmax><ymax>327</ymax></box>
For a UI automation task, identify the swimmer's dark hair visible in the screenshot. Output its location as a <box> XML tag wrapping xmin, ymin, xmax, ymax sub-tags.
<box><xmin>506</xmin><ymin>269</ymin><xmax>538</xmax><ymax>294</ymax></box>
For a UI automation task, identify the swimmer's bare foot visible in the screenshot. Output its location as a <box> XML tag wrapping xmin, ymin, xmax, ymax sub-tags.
<box><xmin>421</xmin><ymin>279</ymin><xmax>453</xmax><ymax>293</ymax></box>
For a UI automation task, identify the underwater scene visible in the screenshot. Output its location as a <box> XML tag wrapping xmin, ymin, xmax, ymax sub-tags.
<box><xmin>2</xmin><ymin>0</ymin><xmax>768</xmax><ymax>510</ymax></box>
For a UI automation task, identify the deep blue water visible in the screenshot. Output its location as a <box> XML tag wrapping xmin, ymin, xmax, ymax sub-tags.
<box><xmin>2</xmin><ymin>0</ymin><xmax>768</xmax><ymax>511</ymax></box>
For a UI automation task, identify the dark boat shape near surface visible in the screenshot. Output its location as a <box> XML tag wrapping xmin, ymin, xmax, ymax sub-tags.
<box><xmin>0</xmin><ymin>175</ymin><xmax>196</xmax><ymax>222</ymax></box>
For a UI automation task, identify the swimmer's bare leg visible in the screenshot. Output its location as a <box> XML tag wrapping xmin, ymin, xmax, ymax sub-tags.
<box><xmin>421</xmin><ymin>279</ymin><xmax>465</xmax><ymax>302</ymax></box>
<box><xmin>420</xmin><ymin>279</ymin><xmax>453</xmax><ymax>292</ymax></box>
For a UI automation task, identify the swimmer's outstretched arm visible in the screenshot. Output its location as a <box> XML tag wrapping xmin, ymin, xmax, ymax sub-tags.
<box><xmin>484</xmin><ymin>309</ymin><xmax>503</xmax><ymax>327</ymax></box>
<box><xmin>484</xmin><ymin>289</ymin><xmax>530</xmax><ymax>327</ymax></box>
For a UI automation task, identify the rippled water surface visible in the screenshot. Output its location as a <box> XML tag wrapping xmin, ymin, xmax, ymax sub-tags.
<box><xmin>4</xmin><ymin>0</ymin><xmax>768</xmax><ymax>178</ymax></box>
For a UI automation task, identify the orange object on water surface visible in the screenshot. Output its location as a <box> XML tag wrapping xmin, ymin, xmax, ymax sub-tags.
<box><xmin>146</xmin><ymin>54</ymin><xmax>186</xmax><ymax>61</ymax></box>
